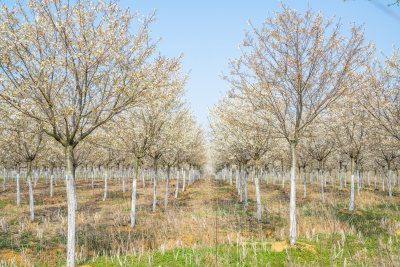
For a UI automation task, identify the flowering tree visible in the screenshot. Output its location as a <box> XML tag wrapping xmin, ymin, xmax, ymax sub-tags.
<box><xmin>225</xmin><ymin>5</ymin><xmax>371</xmax><ymax>244</ymax></box>
<box><xmin>0</xmin><ymin>0</ymin><xmax>180</xmax><ymax>265</ymax></box>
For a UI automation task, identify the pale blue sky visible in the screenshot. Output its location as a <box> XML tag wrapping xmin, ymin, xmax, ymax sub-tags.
<box><xmin>2</xmin><ymin>0</ymin><xmax>399</xmax><ymax>127</ymax></box>
<box><xmin>122</xmin><ymin>0</ymin><xmax>400</xmax><ymax>127</ymax></box>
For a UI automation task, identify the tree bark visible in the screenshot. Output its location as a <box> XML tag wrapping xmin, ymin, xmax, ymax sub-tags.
<box><xmin>255</xmin><ymin>170</ymin><xmax>261</xmax><ymax>221</ymax></box>
<box><xmin>16</xmin><ymin>173</ymin><xmax>20</xmax><ymax>206</ymax></box>
<box><xmin>103</xmin><ymin>169</ymin><xmax>108</xmax><ymax>201</ymax></box>
<box><xmin>182</xmin><ymin>168</ymin><xmax>186</xmax><ymax>192</ymax></box>
<box><xmin>50</xmin><ymin>174</ymin><xmax>54</xmax><ymax>197</ymax></box>
<box><xmin>320</xmin><ymin>165</ymin><xmax>325</xmax><ymax>203</ymax></box>
<box><xmin>339</xmin><ymin>163</ymin><xmax>343</xmax><ymax>190</ymax></box>
<box><xmin>65</xmin><ymin>145</ymin><xmax>77</xmax><ymax>267</ymax></box>
<box><xmin>2</xmin><ymin>168</ymin><xmax>5</xmax><ymax>191</ymax></box>
<box><xmin>229</xmin><ymin>168</ymin><xmax>233</xmax><ymax>186</ymax></box>
<box><xmin>131</xmin><ymin>158</ymin><xmax>139</xmax><ymax>228</ymax></box>
<box><xmin>388</xmin><ymin>165</ymin><xmax>392</xmax><ymax>198</ymax></box>
<box><xmin>122</xmin><ymin>169</ymin><xmax>125</xmax><ymax>194</ymax></box>
<box><xmin>244</xmin><ymin>168</ymin><xmax>248</xmax><ymax>210</ymax></box>
<box><xmin>356</xmin><ymin>169</ymin><xmax>360</xmax><ymax>196</ymax></box>
<box><xmin>175</xmin><ymin>167</ymin><xmax>179</xmax><ymax>198</ymax></box>
<box><xmin>349</xmin><ymin>157</ymin><xmax>355</xmax><ymax>211</ymax></box>
<box><xmin>152</xmin><ymin>159</ymin><xmax>158</xmax><ymax>212</ymax></box>
<box><xmin>165</xmin><ymin>166</ymin><xmax>170</xmax><ymax>208</ymax></box>
<box><xmin>289</xmin><ymin>141</ymin><xmax>297</xmax><ymax>245</ymax></box>
<box><xmin>303</xmin><ymin>170</ymin><xmax>306</xmax><ymax>199</ymax></box>
<box><xmin>27</xmin><ymin>161</ymin><xmax>34</xmax><ymax>221</ymax></box>
<box><xmin>238</xmin><ymin>165</ymin><xmax>243</xmax><ymax>203</ymax></box>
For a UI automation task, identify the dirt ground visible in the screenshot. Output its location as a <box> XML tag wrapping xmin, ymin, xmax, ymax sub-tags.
<box><xmin>0</xmin><ymin>174</ymin><xmax>399</xmax><ymax>265</ymax></box>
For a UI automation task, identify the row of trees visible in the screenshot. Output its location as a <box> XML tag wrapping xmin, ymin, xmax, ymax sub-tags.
<box><xmin>0</xmin><ymin>0</ymin><xmax>205</xmax><ymax>265</ymax></box>
<box><xmin>210</xmin><ymin>5</ymin><xmax>399</xmax><ymax>246</ymax></box>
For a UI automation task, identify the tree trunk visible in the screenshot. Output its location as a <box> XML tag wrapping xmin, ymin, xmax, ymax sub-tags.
<box><xmin>356</xmin><ymin>169</ymin><xmax>360</xmax><ymax>196</ymax></box>
<box><xmin>229</xmin><ymin>168</ymin><xmax>233</xmax><ymax>186</ymax></box>
<box><xmin>238</xmin><ymin>166</ymin><xmax>243</xmax><ymax>203</ymax></box>
<box><xmin>388</xmin><ymin>165</ymin><xmax>392</xmax><ymax>198</ymax></box>
<box><xmin>303</xmin><ymin>170</ymin><xmax>306</xmax><ymax>199</ymax></box>
<box><xmin>91</xmin><ymin>169</ymin><xmax>94</xmax><ymax>189</ymax></box>
<box><xmin>349</xmin><ymin>157</ymin><xmax>355</xmax><ymax>211</ymax></box>
<box><xmin>244</xmin><ymin>168</ymin><xmax>248</xmax><ymax>210</ymax></box>
<box><xmin>165</xmin><ymin>166</ymin><xmax>170</xmax><ymax>208</ymax></box>
<box><xmin>27</xmin><ymin>161</ymin><xmax>34</xmax><ymax>221</ymax></box>
<box><xmin>175</xmin><ymin>167</ymin><xmax>179</xmax><ymax>198</ymax></box>
<box><xmin>103</xmin><ymin>169</ymin><xmax>108</xmax><ymax>201</ymax></box>
<box><xmin>50</xmin><ymin>174</ymin><xmax>54</xmax><ymax>197</ymax></box>
<box><xmin>339</xmin><ymin>163</ymin><xmax>343</xmax><ymax>190</ymax></box>
<box><xmin>320</xmin><ymin>165</ymin><xmax>325</xmax><ymax>203</ymax></box>
<box><xmin>142</xmin><ymin>168</ymin><xmax>145</xmax><ymax>188</ymax></box>
<box><xmin>182</xmin><ymin>168</ymin><xmax>186</xmax><ymax>192</ymax></box>
<box><xmin>152</xmin><ymin>159</ymin><xmax>158</xmax><ymax>212</ymax></box>
<box><xmin>65</xmin><ymin>145</ymin><xmax>77</xmax><ymax>267</ymax></box>
<box><xmin>2</xmin><ymin>168</ymin><xmax>5</xmax><ymax>191</ymax></box>
<box><xmin>16</xmin><ymin>173</ymin><xmax>20</xmax><ymax>207</ymax></box>
<box><xmin>255</xmin><ymin>170</ymin><xmax>261</xmax><ymax>221</ymax></box>
<box><xmin>122</xmin><ymin>169</ymin><xmax>126</xmax><ymax>194</ymax></box>
<box><xmin>131</xmin><ymin>158</ymin><xmax>139</xmax><ymax>228</ymax></box>
<box><xmin>289</xmin><ymin>141</ymin><xmax>297</xmax><ymax>245</ymax></box>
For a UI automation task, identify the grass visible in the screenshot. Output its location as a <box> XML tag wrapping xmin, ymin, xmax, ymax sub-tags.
<box><xmin>1</xmin><ymin>175</ymin><xmax>400</xmax><ymax>266</ymax></box>
<box><xmin>80</xmin><ymin>233</ymin><xmax>392</xmax><ymax>266</ymax></box>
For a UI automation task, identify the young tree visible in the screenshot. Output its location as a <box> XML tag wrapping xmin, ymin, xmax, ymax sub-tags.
<box><xmin>0</xmin><ymin>105</ymin><xmax>44</xmax><ymax>219</ymax></box>
<box><xmin>0</xmin><ymin>0</ymin><xmax>180</xmax><ymax>265</ymax></box>
<box><xmin>225</xmin><ymin>6</ymin><xmax>370</xmax><ymax>244</ymax></box>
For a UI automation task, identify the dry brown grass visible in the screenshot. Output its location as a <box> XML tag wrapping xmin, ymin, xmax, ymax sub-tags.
<box><xmin>0</xmin><ymin>175</ymin><xmax>400</xmax><ymax>265</ymax></box>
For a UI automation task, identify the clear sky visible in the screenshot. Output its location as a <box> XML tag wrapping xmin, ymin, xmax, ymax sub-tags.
<box><xmin>1</xmin><ymin>0</ymin><xmax>399</xmax><ymax>127</ymax></box>
<box><xmin>120</xmin><ymin>0</ymin><xmax>400</xmax><ymax>128</ymax></box>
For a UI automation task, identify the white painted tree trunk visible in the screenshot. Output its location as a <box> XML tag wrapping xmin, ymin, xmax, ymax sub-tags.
<box><xmin>50</xmin><ymin>175</ymin><xmax>54</xmax><ymax>197</ymax></box>
<box><xmin>91</xmin><ymin>171</ymin><xmax>94</xmax><ymax>189</ymax></box>
<box><xmin>320</xmin><ymin>169</ymin><xmax>324</xmax><ymax>203</ymax></box>
<box><xmin>2</xmin><ymin>168</ymin><xmax>5</xmax><ymax>191</ymax></box>
<box><xmin>142</xmin><ymin>168</ymin><xmax>145</xmax><ymax>188</ymax></box>
<box><xmin>244</xmin><ymin>169</ymin><xmax>248</xmax><ymax>210</ymax></box>
<box><xmin>235</xmin><ymin>169</ymin><xmax>239</xmax><ymax>187</ymax></box>
<box><xmin>182</xmin><ymin>168</ymin><xmax>186</xmax><ymax>192</ymax></box>
<box><xmin>238</xmin><ymin>168</ymin><xmax>243</xmax><ymax>202</ymax></box>
<box><xmin>175</xmin><ymin>168</ymin><xmax>179</xmax><ymax>198</ymax></box>
<box><xmin>255</xmin><ymin>172</ymin><xmax>261</xmax><ymax>221</ymax></box>
<box><xmin>165</xmin><ymin>167</ymin><xmax>170</xmax><ymax>208</ymax></box>
<box><xmin>349</xmin><ymin>158</ymin><xmax>355</xmax><ymax>211</ymax></box>
<box><xmin>122</xmin><ymin>170</ymin><xmax>126</xmax><ymax>194</ymax></box>
<box><xmin>130</xmin><ymin>179</ymin><xmax>137</xmax><ymax>228</ymax></box>
<box><xmin>339</xmin><ymin>167</ymin><xmax>343</xmax><ymax>190</ymax></box>
<box><xmin>303</xmin><ymin>172</ymin><xmax>306</xmax><ymax>199</ymax></box>
<box><xmin>289</xmin><ymin>141</ymin><xmax>297</xmax><ymax>245</ymax></box>
<box><xmin>153</xmin><ymin>164</ymin><xmax>158</xmax><ymax>212</ymax></box>
<box><xmin>65</xmin><ymin>145</ymin><xmax>77</xmax><ymax>267</ymax></box>
<box><xmin>27</xmin><ymin>162</ymin><xmax>34</xmax><ymax>221</ymax></box>
<box><xmin>16</xmin><ymin>173</ymin><xmax>20</xmax><ymax>206</ymax></box>
<box><xmin>229</xmin><ymin>168</ymin><xmax>233</xmax><ymax>186</ymax></box>
<box><xmin>103</xmin><ymin>170</ymin><xmax>108</xmax><ymax>201</ymax></box>
<box><xmin>356</xmin><ymin>169</ymin><xmax>360</xmax><ymax>195</ymax></box>
<box><xmin>388</xmin><ymin>168</ymin><xmax>392</xmax><ymax>198</ymax></box>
